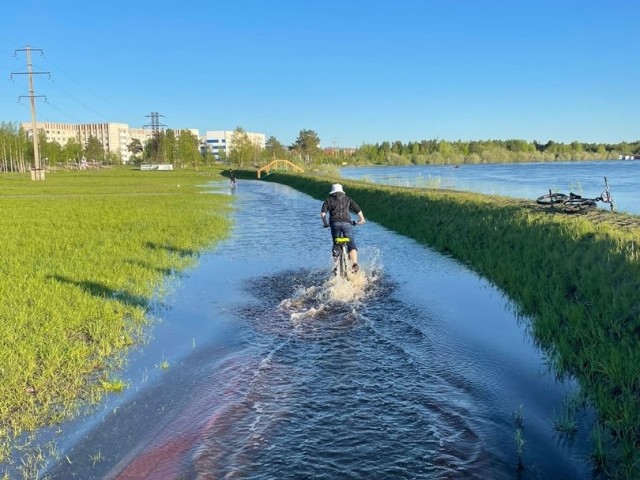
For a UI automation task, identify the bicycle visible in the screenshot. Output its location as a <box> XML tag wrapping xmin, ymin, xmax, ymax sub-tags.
<box><xmin>328</xmin><ymin>221</ymin><xmax>360</xmax><ymax>279</ymax></box>
<box><xmin>536</xmin><ymin>177</ymin><xmax>614</xmax><ymax>213</ymax></box>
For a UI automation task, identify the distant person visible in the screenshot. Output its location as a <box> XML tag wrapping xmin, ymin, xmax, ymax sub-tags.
<box><xmin>320</xmin><ymin>183</ymin><xmax>365</xmax><ymax>273</ymax></box>
<box><xmin>229</xmin><ymin>169</ymin><xmax>237</xmax><ymax>188</ymax></box>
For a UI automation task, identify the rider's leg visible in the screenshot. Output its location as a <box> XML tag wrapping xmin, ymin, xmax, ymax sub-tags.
<box><xmin>342</xmin><ymin>222</ymin><xmax>358</xmax><ymax>269</ymax></box>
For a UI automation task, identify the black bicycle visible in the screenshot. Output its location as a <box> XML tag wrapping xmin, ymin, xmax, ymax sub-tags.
<box><xmin>536</xmin><ymin>177</ymin><xmax>614</xmax><ymax>213</ymax></box>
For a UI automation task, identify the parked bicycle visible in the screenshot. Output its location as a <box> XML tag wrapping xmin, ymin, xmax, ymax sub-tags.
<box><xmin>536</xmin><ymin>177</ymin><xmax>614</xmax><ymax>213</ymax></box>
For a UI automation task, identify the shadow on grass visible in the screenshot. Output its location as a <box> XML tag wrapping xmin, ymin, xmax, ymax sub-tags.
<box><xmin>144</xmin><ymin>241</ymin><xmax>197</xmax><ymax>257</ymax></box>
<box><xmin>125</xmin><ymin>258</ymin><xmax>175</xmax><ymax>277</ymax></box>
<box><xmin>49</xmin><ymin>275</ymin><xmax>149</xmax><ymax>309</ymax></box>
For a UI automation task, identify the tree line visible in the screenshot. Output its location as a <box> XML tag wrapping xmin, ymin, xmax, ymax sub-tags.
<box><xmin>260</xmin><ymin>131</ymin><xmax>640</xmax><ymax>167</ymax></box>
<box><xmin>2</xmin><ymin>120</ymin><xmax>639</xmax><ymax>172</ymax></box>
<box><xmin>0</xmin><ymin>123</ymin><xmax>316</xmax><ymax>171</ymax></box>
<box><xmin>348</xmin><ymin>138</ymin><xmax>640</xmax><ymax>165</ymax></box>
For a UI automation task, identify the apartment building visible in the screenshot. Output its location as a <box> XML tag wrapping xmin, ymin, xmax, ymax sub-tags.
<box><xmin>22</xmin><ymin>122</ymin><xmax>265</xmax><ymax>164</ymax></box>
<box><xmin>21</xmin><ymin>121</ymin><xmax>158</xmax><ymax>164</ymax></box>
<box><xmin>203</xmin><ymin>130</ymin><xmax>266</xmax><ymax>159</ymax></box>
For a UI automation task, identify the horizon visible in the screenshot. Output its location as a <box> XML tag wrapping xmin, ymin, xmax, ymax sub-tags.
<box><xmin>1</xmin><ymin>0</ymin><xmax>639</xmax><ymax>148</ymax></box>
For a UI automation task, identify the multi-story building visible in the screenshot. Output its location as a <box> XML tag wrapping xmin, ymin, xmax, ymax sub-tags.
<box><xmin>203</xmin><ymin>130</ymin><xmax>266</xmax><ymax>159</ymax></box>
<box><xmin>21</xmin><ymin>121</ymin><xmax>158</xmax><ymax>164</ymax></box>
<box><xmin>22</xmin><ymin>122</ymin><xmax>202</xmax><ymax>164</ymax></box>
<box><xmin>22</xmin><ymin>122</ymin><xmax>266</xmax><ymax>164</ymax></box>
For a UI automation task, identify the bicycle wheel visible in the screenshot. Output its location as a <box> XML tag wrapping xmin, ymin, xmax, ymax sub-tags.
<box><xmin>536</xmin><ymin>192</ymin><xmax>568</xmax><ymax>205</ymax></box>
<box><xmin>338</xmin><ymin>245</ymin><xmax>349</xmax><ymax>278</ymax></box>
<box><xmin>564</xmin><ymin>199</ymin><xmax>597</xmax><ymax>213</ymax></box>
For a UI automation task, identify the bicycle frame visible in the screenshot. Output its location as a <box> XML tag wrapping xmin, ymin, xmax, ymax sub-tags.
<box><xmin>334</xmin><ymin>237</ymin><xmax>351</xmax><ymax>279</ymax></box>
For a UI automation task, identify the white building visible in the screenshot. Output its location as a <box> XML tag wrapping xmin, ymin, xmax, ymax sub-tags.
<box><xmin>203</xmin><ymin>130</ymin><xmax>266</xmax><ymax>159</ymax></box>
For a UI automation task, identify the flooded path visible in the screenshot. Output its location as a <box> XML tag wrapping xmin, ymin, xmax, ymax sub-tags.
<box><xmin>45</xmin><ymin>180</ymin><xmax>593</xmax><ymax>479</ymax></box>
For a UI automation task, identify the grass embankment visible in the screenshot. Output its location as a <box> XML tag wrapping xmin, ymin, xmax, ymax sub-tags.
<box><xmin>258</xmin><ymin>171</ymin><xmax>640</xmax><ymax>478</ymax></box>
<box><xmin>0</xmin><ymin>168</ymin><xmax>231</xmax><ymax>467</ymax></box>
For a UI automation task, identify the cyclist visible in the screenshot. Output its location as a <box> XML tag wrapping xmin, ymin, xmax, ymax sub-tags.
<box><xmin>320</xmin><ymin>183</ymin><xmax>365</xmax><ymax>273</ymax></box>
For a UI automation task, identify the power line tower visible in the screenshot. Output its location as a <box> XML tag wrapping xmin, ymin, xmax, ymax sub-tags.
<box><xmin>11</xmin><ymin>45</ymin><xmax>50</xmax><ymax>180</ymax></box>
<box><xmin>144</xmin><ymin>112</ymin><xmax>166</xmax><ymax>135</ymax></box>
<box><xmin>144</xmin><ymin>112</ymin><xmax>167</xmax><ymax>162</ymax></box>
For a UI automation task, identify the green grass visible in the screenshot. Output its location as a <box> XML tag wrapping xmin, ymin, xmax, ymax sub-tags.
<box><xmin>0</xmin><ymin>167</ymin><xmax>232</xmax><ymax>466</ymax></box>
<box><xmin>257</xmin><ymin>170</ymin><xmax>640</xmax><ymax>478</ymax></box>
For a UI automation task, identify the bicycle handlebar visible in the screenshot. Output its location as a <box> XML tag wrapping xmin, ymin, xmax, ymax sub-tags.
<box><xmin>322</xmin><ymin>220</ymin><xmax>362</xmax><ymax>228</ymax></box>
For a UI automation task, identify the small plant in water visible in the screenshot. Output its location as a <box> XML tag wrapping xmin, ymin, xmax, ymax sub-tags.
<box><xmin>100</xmin><ymin>377</ymin><xmax>127</xmax><ymax>393</ymax></box>
<box><xmin>158</xmin><ymin>359</ymin><xmax>170</xmax><ymax>370</ymax></box>
<box><xmin>90</xmin><ymin>449</ymin><xmax>104</xmax><ymax>466</ymax></box>
<box><xmin>512</xmin><ymin>404</ymin><xmax>524</xmax><ymax>429</ymax></box>
<box><xmin>513</xmin><ymin>405</ymin><xmax>525</xmax><ymax>472</ymax></box>
<box><xmin>416</xmin><ymin>174</ymin><xmax>442</xmax><ymax>189</ymax></box>
<box><xmin>552</xmin><ymin>394</ymin><xmax>580</xmax><ymax>441</ymax></box>
<box><xmin>515</xmin><ymin>428</ymin><xmax>525</xmax><ymax>472</ymax></box>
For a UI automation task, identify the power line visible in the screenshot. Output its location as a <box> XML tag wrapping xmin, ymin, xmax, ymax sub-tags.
<box><xmin>41</xmin><ymin>54</ymin><xmax>133</xmax><ymax>121</ymax></box>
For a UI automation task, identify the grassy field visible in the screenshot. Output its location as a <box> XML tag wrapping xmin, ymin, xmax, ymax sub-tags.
<box><xmin>255</xmin><ymin>170</ymin><xmax>640</xmax><ymax>479</ymax></box>
<box><xmin>0</xmin><ymin>167</ymin><xmax>232</xmax><ymax>472</ymax></box>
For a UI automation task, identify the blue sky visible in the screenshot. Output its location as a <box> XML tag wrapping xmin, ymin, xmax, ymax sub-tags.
<box><xmin>1</xmin><ymin>0</ymin><xmax>638</xmax><ymax>148</ymax></box>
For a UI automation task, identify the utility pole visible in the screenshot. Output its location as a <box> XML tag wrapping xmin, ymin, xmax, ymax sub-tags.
<box><xmin>11</xmin><ymin>45</ymin><xmax>50</xmax><ymax>181</ymax></box>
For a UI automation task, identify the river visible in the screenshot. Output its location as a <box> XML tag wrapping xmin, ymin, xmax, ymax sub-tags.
<box><xmin>340</xmin><ymin>159</ymin><xmax>639</xmax><ymax>216</ymax></box>
<box><xmin>40</xmin><ymin>178</ymin><xmax>596</xmax><ymax>479</ymax></box>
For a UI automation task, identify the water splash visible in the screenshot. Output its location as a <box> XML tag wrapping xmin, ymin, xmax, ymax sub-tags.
<box><xmin>277</xmin><ymin>259</ymin><xmax>382</xmax><ymax>325</ymax></box>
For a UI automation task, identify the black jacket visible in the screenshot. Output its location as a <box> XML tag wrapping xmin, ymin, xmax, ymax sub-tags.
<box><xmin>321</xmin><ymin>192</ymin><xmax>361</xmax><ymax>223</ymax></box>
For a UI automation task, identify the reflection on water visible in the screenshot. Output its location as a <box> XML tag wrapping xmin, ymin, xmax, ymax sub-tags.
<box><xmin>44</xmin><ymin>180</ymin><xmax>593</xmax><ymax>480</ymax></box>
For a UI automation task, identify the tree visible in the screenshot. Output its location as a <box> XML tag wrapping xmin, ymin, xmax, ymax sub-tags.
<box><xmin>177</xmin><ymin>130</ymin><xmax>200</xmax><ymax>169</ymax></box>
<box><xmin>265</xmin><ymin>136</ymin><xmax>287</xmax><ymax>160</ymax></box>
<box><xmin>144</xmin><ymin>134</ymin><xmax>162</xmax><ymax>163</ymax></box>
<box><xmin>0</xmin><ymin>122</ymin><xmax>29</xmax><ymax>171</ymax></box>
<box><xmin>437</xmin><ymin>140</ymin><xmax>453</xmax><ymax>160</ymax></box>
<box><xmin>84</xmin><ymin>135</ymin><xmax>104</xmax><ymax>162</ymax></box>
<box><xmin>163</xmin><ymin>129</ymin><xmax>177</xmax><ymax>166</ymax></box>
<box><xmin>107</xmin><ymin>151</ymin><xmax>123</xmax><ymax>166</ymax></box>
<box><xmin>62</xmin><ymin>137</ymin><xmax>83</xmax><ymax>165</ymax></box>
<box><xmin>127</xmin><ymin>138</ymin><xmax>143</xmax><ymax>163</ymax></box>
<box><xmin>293</xmin><ymin>129</ymin><xmax>321</xmax><ymax>164</ymax></box>
<box><xmin>41</xmin><ymin>140</ymin><xmax>62</xmax><ymax>169</ymax></box>
<box><xmin>229</xmin><ymin>127</ymin><xmax>254</xmax><ymax>167</ymax></box>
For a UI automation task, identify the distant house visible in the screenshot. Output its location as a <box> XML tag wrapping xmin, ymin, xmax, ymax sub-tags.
<box><xmin>323</xmin><ymin>147</ymin><xmax>357</xmax><ymax>156</ymax></box>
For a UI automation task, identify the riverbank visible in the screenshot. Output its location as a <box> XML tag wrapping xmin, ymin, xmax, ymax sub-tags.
<box><xmin>253</xmin><ymin>170</ymin><xmax>640</xmax><ymax>478</ymax></box>
<box><xmin>0</xmin><ymin>167</ymin><xmax>232</xmax><ymax>475</ymax></box>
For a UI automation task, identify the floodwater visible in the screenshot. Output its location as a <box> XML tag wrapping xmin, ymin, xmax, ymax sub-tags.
<box><xmin>42</xmin><ymin>180</ymin><xmax>595</xmax><ymax>479</ymax></box>
<box><xmin>341</xmin><ymin>159</ymin><xmax>640</xmax><ymax>215</ymax></box>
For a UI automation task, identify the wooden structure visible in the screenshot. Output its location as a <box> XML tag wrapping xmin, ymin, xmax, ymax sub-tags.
<box><xmin>257</xmin><ymin>159</ymin><xmax>304</xmax><ymax>179</ymax></box>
